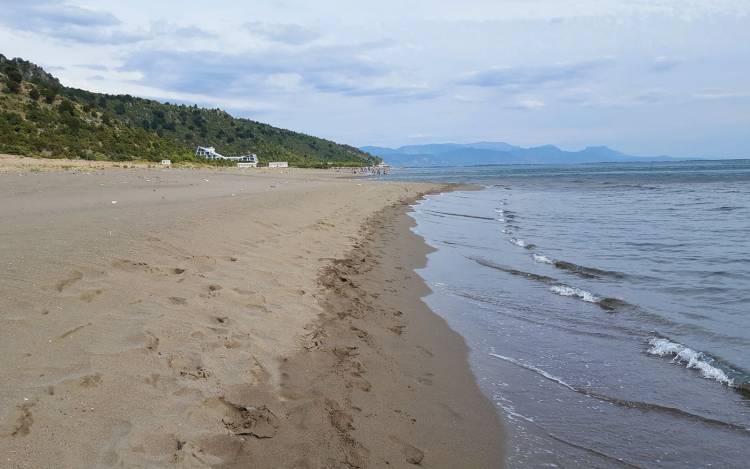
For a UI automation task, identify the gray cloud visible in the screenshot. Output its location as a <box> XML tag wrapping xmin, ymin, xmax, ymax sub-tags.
<box><xmin>0</xmin><ymin>0</ymin><xmax>147</xmax><ymax>44</ymax></box>
<box><xmin>460</xmin><ymin>58</ymin><xmax>613</xmax><ymax>90</ymax></box>
<box><xmin>119</xmin><ymin>44</ymin><xmax>432</xmax><ymax>101</ymax></box>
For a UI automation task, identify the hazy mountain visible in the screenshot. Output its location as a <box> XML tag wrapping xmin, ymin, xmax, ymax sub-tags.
<box><xmin>362</xmin><ymin>142</ymin><xmax>679</xmax><ymax>166</ymax></box>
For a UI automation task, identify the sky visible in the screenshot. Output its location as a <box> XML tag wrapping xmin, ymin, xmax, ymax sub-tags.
<box><xmin>1</xmin><ymin>0</ymin><xmax>748</xmax><ymax>158</ymax></box>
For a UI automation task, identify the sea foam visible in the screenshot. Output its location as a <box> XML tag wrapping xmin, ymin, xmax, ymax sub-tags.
<box><xmin>509</xmin><ymin>238</ymin><xmax>527</xmax><ymax>248</ymax></box>
<box><xmin>647</xmin><ymin>337</ymin><xmax>734</xmax><ymax>386</ymax></box>
<box><xmin>550</xmin><ymin>285</ymin><xmax>600</xmax><ymax>303</ymax></box>
<box><xmin>533</xmin><ymin>254</ymin><xmax>554</xmax><ymax>264</ymax></box>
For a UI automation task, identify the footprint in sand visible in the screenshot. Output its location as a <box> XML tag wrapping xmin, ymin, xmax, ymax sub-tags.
<box><xmin>144</xmin><ymin>374</ymin><xmax>160</xmax><ymax>388</ymax></box>
<box><xmin>11</xmin><ymin>401</ymin><xmax>35</xmax><ymax>437</ymax></box>
<box><xmin>417</xmin><ymin>373</ymin><xmax>434</xmax><ymax>386</ymax></box>
<box><xmin>389</xmin><ymin>435</ymin><xmax>425</xmax><ymax>466</ymax></box>
<box><xmin>168</xmin><ymin>353</ymin><xmax>212</xmax><ymax>380</ymax></box>
<box><xmin>169</xmin><ymin>296</ymin><xmax>187</xmax><ymax>305</ymax></box>
<box><xmin>79</xmin><ymin>289</ymin><xmax>104</xmax><ymax>302</ymax></box>
<box><xmin>190</xmin><ymin>255</ymin><xmax>216</xmax><ymax>273</ymax></box>
<box><xmin>178</xmin><ymin>367</ymin><xmax>212</xmax><ymax>380</ymax></box>
<box><xmin>207</xmin><ymin>284</ymin><xmax>222</xmax><ymax>297</ymax></box>
<box><xmin>218</xmin><ymin>399</ymin><xmax>279</xmax><ymax>439</ymax></box>
<box><xmin>145</xmin><ymin>332</ymin><xmax>159</xmax><ymax>351</ymax></box>
<box><xmin>389</xmin><ymin>325</ymin><xmax>405</xmax><ymax>335</ymax></box>
<box><xmin>79</xmin><ymin>373</ymin><xmax>102</xmax><ymax>388</ymax></box>
<box><xmin>111</xmin><ymin>259</ymin><xmax>161</xmax><ymax>275</ymax></box>
<box><xmin>55</xmin><ymin>271</ymin><xmax>83</xmax><ymax>292</ymax></box>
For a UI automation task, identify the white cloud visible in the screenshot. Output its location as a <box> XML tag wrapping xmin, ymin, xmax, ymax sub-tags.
<box><xmin>0</xmin><ymin>0</ymin><xmax>748</xmax><ymax>157</ymax></box>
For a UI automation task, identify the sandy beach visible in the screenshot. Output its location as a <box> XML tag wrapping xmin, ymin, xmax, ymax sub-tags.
<box><xmin>0</xmin><ymin>160</ymin><xmax>503</xmax><ymax>468</ymax></box>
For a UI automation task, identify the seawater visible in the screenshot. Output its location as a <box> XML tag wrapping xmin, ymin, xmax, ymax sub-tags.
<box><xmin>388</xmin><ymin>160</ymin><xmax>750</xmax><ymax>467</ymax></box>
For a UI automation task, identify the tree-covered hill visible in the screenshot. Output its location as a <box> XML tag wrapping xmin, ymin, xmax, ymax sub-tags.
<box><xmin>0</xmin><ymin>54</ymin><xmax>379</xmax><ymax>166</ymax></box>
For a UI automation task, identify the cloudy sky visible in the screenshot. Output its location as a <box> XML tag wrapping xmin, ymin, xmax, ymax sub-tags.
<box><xmin>1</xmin><ymin>0</ymin><xmax>748</xmax><ymax>157</ymax></box>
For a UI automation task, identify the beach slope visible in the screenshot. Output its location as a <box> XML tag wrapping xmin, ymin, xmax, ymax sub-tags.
<box><xmin>0</xmin><ymin>164</ymin><xmax>503</xmax><ymax>468</ymax></box>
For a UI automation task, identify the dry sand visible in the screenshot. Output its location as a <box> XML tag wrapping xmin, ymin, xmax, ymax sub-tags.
<box><xmin>0</xmin><ymin>161</ymin><xmax>504</xmax><ymax>468</ymax></box>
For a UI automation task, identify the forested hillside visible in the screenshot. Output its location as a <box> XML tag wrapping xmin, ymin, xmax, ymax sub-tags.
<box><xmin>0</xmin><ymin>54</ymin><xmax>378</xmax><ymax>166</ymax></box>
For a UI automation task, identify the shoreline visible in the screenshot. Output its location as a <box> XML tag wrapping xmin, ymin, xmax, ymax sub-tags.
<box><xmin>0</xmin><ymin>167</ymin><xmax>503</xmax><ymax>468</ymax></box>
<box><xmin>264</xmin><ymin>191</ymin><xmax>506</xmax><ymax>467</ymax></box>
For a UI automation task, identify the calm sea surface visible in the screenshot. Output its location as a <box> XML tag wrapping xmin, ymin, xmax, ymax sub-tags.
<box><xmin>386</xmin><ymin>160</ymin><xmax>750</xmax><ymax>468</ymax></box>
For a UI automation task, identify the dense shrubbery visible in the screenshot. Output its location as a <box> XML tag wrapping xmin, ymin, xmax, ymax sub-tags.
<box><xmin>0</xmin><ymin>54</ymin><xmax>379</xmax><ymax>166</ymax></box>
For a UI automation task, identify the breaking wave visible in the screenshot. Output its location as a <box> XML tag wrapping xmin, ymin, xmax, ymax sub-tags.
<box><xmin>549</xmin><ymin>285</ymin><xmax>632</xmax><ymax>311</ymax></box>
<box><xmin>509</xmin><ymin>238</ymin><xmax>535</xmax><ymax>249</ymax></box>
<box><xmin>509</xmin><ymin>238</ymin><xmax>526</xmax><ymax>247</ymax></box>
<box><xmin>533</xmin><ymin>254</ymin><xmax>554</xmax><ymax>264</ymax></box>
<box><xmin>646</xmin><ymin>337</ymin><xmax>737</xmax><ymax>387</ymax></box>
<box><xmin>550</xmin><ymin>285</ymin><xmax>601</xmax><ymax>303</ymax></box>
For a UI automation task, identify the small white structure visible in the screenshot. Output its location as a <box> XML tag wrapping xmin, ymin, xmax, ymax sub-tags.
<box><xmin>196</xmin><ymin>146</ymin><xmax>223</xmax><ymax>159</ymax></box>
<box><xmin>196</xmin><ymin>146</ymin><xmax>258</xmax><ymax>166</ymax></box>
<box><xmin>160</xmin><ymin>159</ymin><xmax>172</xmax><ymax>166</ymax></box>
<box><xmin>234</xmin><ymin>154</ymin><xmax>258</xmax><ymax>164</ymax></box>
<box><xmin>237</xmin><ymin>162</ymin><xmax>257</xmax><ymax>168</ymax></box>
<box><xmin>268</xmin><ymin>161</ymin><xmax>289</xmax><ymax>168</ymax></box>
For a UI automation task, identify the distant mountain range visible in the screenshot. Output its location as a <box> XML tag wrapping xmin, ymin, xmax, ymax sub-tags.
<box><xmin>361</xmin><ymin>142</ymin><xmax>683</xmax><ymax>167</ymax></box>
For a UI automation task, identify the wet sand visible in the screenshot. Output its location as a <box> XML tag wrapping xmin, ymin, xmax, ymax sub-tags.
<box><xmin>0</xmin><ymin>162</ymin><xmax>503</xmax><ymax>468</ymax></box>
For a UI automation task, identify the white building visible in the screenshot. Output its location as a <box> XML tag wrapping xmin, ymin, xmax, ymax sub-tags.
<box><xmin>196</xmin><ymin>146</ymin><xmax>258</xmax><ymax>166</ymax></box>
<box><xmin>268</xmin><ymin>161</ymin><xmax>289</xmax><ymax>168</ymax></box>
<box><xmin>235</xmin><ymin>154</ymin><xmax>259</xmax><ymax>164</ymax></box>
<box><xmin>195</xmin><ymin>146</ymin><xmax>223</xmax><ymax>159</ymax></box>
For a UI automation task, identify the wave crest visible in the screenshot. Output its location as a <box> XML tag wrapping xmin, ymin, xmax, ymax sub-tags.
<box><xmin>550</xmin><ymin>285</ymin><xmax>601</xmax><ymax>303</ymax></box>
<box><xmin>533</xmin><ymin>254</ymin><xmax>554</xmax><ymax>264</ymax></box>
<box><xmin>647</xmin><ymin>337</ymin><xmax>734</xmax><ymax>386</ymax></box>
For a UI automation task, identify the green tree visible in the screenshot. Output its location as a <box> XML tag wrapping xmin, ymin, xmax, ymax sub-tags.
<box><xmin>58</xmin><ymin>100</ymin><xmax>76</xmax><ymax>116</ymax></box>
<box><xmin>42</xmin><ymin>87</ymin><xmax>57</xmax><ymax>104</ymax></box>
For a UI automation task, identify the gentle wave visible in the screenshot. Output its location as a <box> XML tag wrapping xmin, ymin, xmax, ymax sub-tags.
<box><xmin>532</xmin><ymin>253</ymin><xmax>628</xmax><ymax>280</ymax></box>
<box><xmin>469</xmin><ymin>257</ymin><xmax>557</xmax><ymax>283</ymax></box>
<box><xmin>550</xmin><ymin>285</ymin><xmax>631</xmax><ymax>311</ymax></box>
<box><xmin>550</xmin><ymin>285</ymin><xmax>600</xmax><ymax>303</ymax></box>
<box><xmin>553</xmin><ymin>260</ymin><xmax>627</xmax><ymax>280</ymax></box>
<box><xmin>711</xmin><ymin>206</ymin><xmax>742</xmax><ymax>212</ymax></box>
<box><xmin>646</xmin><ymin>337</ymin><xmax>736</xmax><ymax>387</ymax></box>
<box><xmin>471</xmin><ymin>257</ymin><xmax>630</xmax><ymax>312</ymax></box>
<box><xmin>533</xmin><ymin>254</ymin><xmax>554</xmax><ymax>264</ymax></box>
<box><xmin>509</xmin><ymin>238</ymin><xmax>535</xmax><ymax>249</ymax></box>
<box><xmin>490</xmin><ymin>353</ymin><xmax>749</xmax><ymax>433</ymax></box>
<box><xmin>509</xmin><ymin>238</ymin><xmax>526</xmax><ymax>247</ymax></box>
